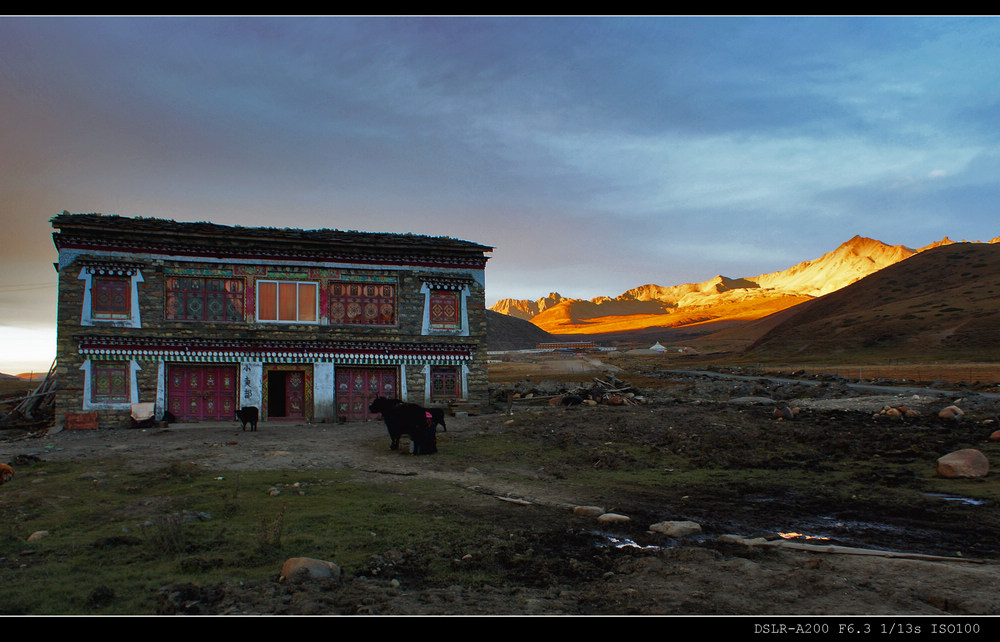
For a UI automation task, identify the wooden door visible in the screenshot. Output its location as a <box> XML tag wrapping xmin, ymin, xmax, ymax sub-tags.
<box><xmin>167</xmin><ymin>365</ymin><xmax>237</xmax><ymax>421</ymax></box>
<box><xmin>335</xmin><ymin>367</ymin><xmax>397</xmax><ymax>421</ymax></box>
<box><xmin>284</xmin><ymin>370</ymin><xmax>306</xmax><ymax>418</ymax></box>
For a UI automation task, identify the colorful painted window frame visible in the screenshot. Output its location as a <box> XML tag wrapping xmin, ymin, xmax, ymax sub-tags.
<box><xmin>91</xmin><ymin>276</ymin><xmax>131</xmax><ymax>320</ymax></box>
<box><xmin>428</xmin><ymin>290</ymin><xmax>461</xmax><ymax>329</ymax></box>
<box><xmin>78</xmin><ymin>266</ymin><xmax>143</xmax><ymax>328</ymax></box>
<box><xmin>328</xmin><ymin>281</ymin><xmax>396</xmax><ymax>326</ymax></box>
<box><xmin>429</xmin><ymin>366</ymin><xmax>461</xmax><ymax>400</ymax></box>
<box><xmin>165</xmin><ymin>276</ymin><xmax>245</xmax><ymax>322</ymax></box>
<box><xmin>91</xmin><ymin>361</ymin><xmax>130</xmax><ymax>403</ymax></box>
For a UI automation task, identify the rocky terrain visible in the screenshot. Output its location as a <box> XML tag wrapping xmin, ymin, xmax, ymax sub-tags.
<box><xmin>5</xmin><ymin>367</ymin><xmax>999</xmax><ymax>616</ymax></box>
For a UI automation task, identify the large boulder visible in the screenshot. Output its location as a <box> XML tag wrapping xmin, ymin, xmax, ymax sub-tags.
<box><xmin>936</xmin><ymin>449</ymin><xmax>990</xmax><ymax>478</ymax></box>
<box><xmin>279</xmin><ymin>557</ymin><xmax>341</xmax><ymax>582</ymax></box>
<box><xmin>938</xmin><ymin>405</ymin><xmax>964</xmax><ymax>421</ymax></box>
<box><xmin>650</xmin><ymin>520</ymin><xmax>703</xmax><ymax>538</ymax></box>
<box><xmin>572</xmin><ymin>505</ymin><xmax>605</xmax><ymax>517</ymax></box>
<box><xmin>597</xmin><ymin>512</ymin><xmax>630</xmax><ymax>524</ymax></box>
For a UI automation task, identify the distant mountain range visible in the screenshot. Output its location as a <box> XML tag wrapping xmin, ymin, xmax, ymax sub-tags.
<box><xmin>0</xmin><ymin>372</ymin><xmax>44</xmax><ymax>381</ymax></box>
<box><xmin>491</xmin><ymin>235</ymin><xmax>999</xmax><ymax>338</ymax></box>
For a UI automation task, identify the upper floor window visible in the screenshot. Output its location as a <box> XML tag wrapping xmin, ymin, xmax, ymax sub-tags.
<box><xmin>418</xmin><ymin>275</ymin><xmax>472</xmax><ymax>336</ymax></box>
<box><xmin>257</xmin><ymin>280</ymin><xmax>318</xmax><ymax>323</ymax></box>
<box><xmin>328</xmin><ymin>282</ymin><xmax>396</xmax><ymax>326</ymax></box>
<box><xmin>92</xmin><ymin>276</ymin><xmax>131</xmax><ymax>320</ymax></box>
<box><xmin>78</xmin><ymin>264</ymin><xmax>143</xmax><ymax>328</ymax></box>
<box><xmin>428</xmin><ymin>290</ymin><xmax>461</xmax><ymax>329</ymax></box>
<box><xmin>166</xmin><ymin>276</ymin><xmax>245</xmax><ymax>322</ymax></box>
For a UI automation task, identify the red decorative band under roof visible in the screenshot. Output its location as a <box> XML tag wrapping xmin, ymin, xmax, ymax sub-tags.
<box><xmin>56</xmin><ymin>238</ymin><xmax>489</xmax><ymax>270</ymax></box>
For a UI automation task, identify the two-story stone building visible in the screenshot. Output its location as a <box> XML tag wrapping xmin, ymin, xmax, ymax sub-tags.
<box><xmin>51</xmin><ymin>213</ymin><xmax>492</xmax><ymax>429</ymax></box>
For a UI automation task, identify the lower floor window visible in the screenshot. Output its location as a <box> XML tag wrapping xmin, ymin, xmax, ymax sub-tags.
<box><xmin>91</xmin><ymin>362</ymin><xmax>130</xmax><ymax>403</ymax></box>
<box><xmin>430</xmin><ymin>366</ymin><xmax>461</xmax><ymax>400</ymax></box>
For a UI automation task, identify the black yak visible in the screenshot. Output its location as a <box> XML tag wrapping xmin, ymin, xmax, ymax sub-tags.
<box><xmin>236</xmin><ymin>406</ymin><xmax>259</xmax><ymax>432</ymax></box>
<box><xmin>368</xmin><ymin>397</ymin><xmax>440</xmax><ymax>454</ymax></box>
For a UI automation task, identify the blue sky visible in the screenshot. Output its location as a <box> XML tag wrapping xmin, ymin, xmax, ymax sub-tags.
<box><xmin>2</xmin><ymin>16</ymin><xmax>999</xmax><ymax>373</ymax></box>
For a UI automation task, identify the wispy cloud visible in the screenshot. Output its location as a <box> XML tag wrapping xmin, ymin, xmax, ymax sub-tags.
<box><xmin>2</xmin><ymin>16</ymin><xmax>999</xmax><ymax>371</ymax></box>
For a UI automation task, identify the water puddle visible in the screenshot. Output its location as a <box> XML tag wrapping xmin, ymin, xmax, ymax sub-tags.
<box><xmin>777</xmin><ymin>532</ymin><xmax>831</xmax><ymax>542</ymax></box>
<box><xmin>595</xmin><ymin>492</ymin><xmax>992</xmax><ymax>557</ymax></box>
<box><xmin>594</xmin><ymin>533</ymin><xmax>663</xmax><ymax>552</ymax></box>
<box><xmin>923</xmin><ymin>493</ymin><xmax>988</xmax><ymax>506</ymax></box>
<box><xmin>774</xmin><ymin>516</ymin><xmax>916</xmax><ymax>548</ymax></box>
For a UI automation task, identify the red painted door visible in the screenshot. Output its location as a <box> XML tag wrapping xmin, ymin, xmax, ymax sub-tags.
<box><xmin>168</xmin><ymin>365</ymin><xmax>237</xmax><ymax>421</ymax></box>
<box><xmin>336</xmin><ymin>368</ymin><xmax>397</xmax><ymax>421</ymax></box>
<box><xmin>285</xmin><ymin>370</ymin><xmax>306</xmax><ymax>419</ymax></box>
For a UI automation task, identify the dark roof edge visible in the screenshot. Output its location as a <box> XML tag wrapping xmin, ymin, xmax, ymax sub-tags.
<box><xmin>50</xmin><ymin>212</ymin><xmax>493</xmax><ymax>253</ymax></box>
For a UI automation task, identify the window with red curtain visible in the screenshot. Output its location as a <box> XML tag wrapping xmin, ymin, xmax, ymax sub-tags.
<box><xmin>257</xmin><ymin>281</ymin><xmax>317</xmax><ymax>323</ymax></box>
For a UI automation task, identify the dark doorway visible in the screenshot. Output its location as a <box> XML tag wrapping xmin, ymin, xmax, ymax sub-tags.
<box><xmin>266</xmin><ymin>369</ymin><xmax>306</xmax><ymax>419</ymax></box>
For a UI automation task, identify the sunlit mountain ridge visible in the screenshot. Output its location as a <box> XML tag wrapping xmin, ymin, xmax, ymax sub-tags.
<box><xmin>491</xmin><ymin>235</ymin><xmax>996</xmax><ymax>336</ymax></box>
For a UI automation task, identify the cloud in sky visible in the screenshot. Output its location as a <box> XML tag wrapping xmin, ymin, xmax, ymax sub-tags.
<box><xmin>2</xmin><ymin>16</ymin><xmax>999</xmax><ymax>372</ymax></box>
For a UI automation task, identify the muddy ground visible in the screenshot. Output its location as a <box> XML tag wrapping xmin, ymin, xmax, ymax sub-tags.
<box><xmin>3</xmin><ymin>372</ymin><xmax>1000</xmax><ymax>616</ymax></box>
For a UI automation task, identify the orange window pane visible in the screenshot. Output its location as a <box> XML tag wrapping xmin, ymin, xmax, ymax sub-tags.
<box><xmin>259</xmin><ymin>282</ymin><xmax>277</xmax><ymax>321</ymax></box>
<box><xmin>278</xmin><ymin>282</ymin><xmax>298</xmax><ymax>321</ymax></box>
<box><xmin>298</xmin><ymin>283</ymin><xmax>317</xmax><ymax>322</ymax></box>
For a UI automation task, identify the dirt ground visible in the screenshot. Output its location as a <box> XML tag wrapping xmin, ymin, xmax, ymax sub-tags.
<box><xmin>4</xmin><ymin>376</ymin><xmax>1000</xmax><ymax>616</ymax></box>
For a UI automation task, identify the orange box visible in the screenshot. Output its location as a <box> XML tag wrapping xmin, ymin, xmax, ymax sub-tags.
<box><xmin>65</xmin><ymin>412</ymin><xmax>99</xmax><ymax>430</ymax></box>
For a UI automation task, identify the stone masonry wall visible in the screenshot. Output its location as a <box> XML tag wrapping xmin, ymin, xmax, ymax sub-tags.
<box><xmin>55</xmin><ymin>254</ymin><xmax>489</xmax><ymax>427</ymax></box>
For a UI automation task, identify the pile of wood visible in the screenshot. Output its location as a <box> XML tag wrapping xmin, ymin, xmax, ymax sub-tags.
<box><xmin>1</xmin><ymin>360</ymin><xmax>56</xmax><ymax>427</ymax></box>
<box><xmin>495</xmin><ymin>374</ymin><xmax>647</xmax><ymax>411</ymax></box>
<box><xmin>584</xmin><ymin>375</ymin><xmax>645</xmax><ymax>406</ymax></box>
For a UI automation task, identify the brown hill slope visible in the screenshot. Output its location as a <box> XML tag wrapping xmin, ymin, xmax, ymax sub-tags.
<box><xmin>742</xmin><ymin>242</ymin><xmax>1000</xmax><ymax>362</ymax></box>
<box><xmin>485</xmin><ymin>310</ymin><xmax>555</xmax><ymax>351</ymax></box>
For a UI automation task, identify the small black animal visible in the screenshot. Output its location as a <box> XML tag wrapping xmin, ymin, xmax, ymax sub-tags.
<box><xmin>368</xmin><ymin>396</ymin><xmax>438</xmax><ymax>454</ymax></box>
<box><xmin>236</xmin><ymin>406</ymin><xmax>259</xmax><ymax>432</ymax></box>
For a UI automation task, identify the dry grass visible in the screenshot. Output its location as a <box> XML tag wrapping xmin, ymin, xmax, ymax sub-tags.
<box><xmin>760</xmin><ymin>362</ymin><xmax>1000</xmax><ymax>386</ymax></box>
<box><xmin>491</xmin><ymin>352</ymin><xmax>1000</xmax><ymax>389</ymax></box>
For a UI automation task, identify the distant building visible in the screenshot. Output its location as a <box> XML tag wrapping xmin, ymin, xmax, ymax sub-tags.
<box><xmin>535</xmin><ymin>341</ymin><xmax>597</xmax><ymax>351</ymax></box>
<box><xmin>51</xmin><ymin>213</ymin><xmax>492</xmax><ymax>428</ymax></box>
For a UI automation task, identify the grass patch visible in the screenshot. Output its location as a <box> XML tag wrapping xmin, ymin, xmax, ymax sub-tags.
<box><xmin>0</xmin><ymin>459</ymin><xmax>497</xmax><ymax>614</ymax></box>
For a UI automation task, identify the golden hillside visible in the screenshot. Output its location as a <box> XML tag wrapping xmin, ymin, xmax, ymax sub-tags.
<box><xmin>741</xmin><ymin>242</ymin><xmax>1000</xmax><ymax>362</ymax></box>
